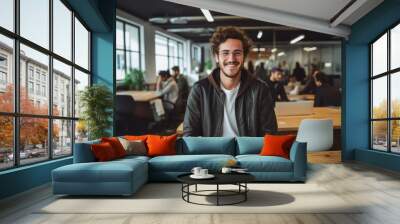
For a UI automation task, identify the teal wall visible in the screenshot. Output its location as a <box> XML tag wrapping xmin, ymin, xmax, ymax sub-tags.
<box><xmin>0</xmin><ymin>0</ymin><xmax>116</xmax><ymax>200</ymax></box>
<box><xmin>344</xmin><ymin>0</ymin><xmax>400</xmax><ymax>171</ymax></box>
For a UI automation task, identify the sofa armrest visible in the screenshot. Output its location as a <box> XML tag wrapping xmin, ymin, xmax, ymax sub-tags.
<box><xmin>73</xmin><ymin>140</ymin><xmax>100</xmax><ymax>163</ymax></box>
<box><xmin>289</xmin><ymin>141</ymin><xmax>307</xmax><ymax>181</ymax></box>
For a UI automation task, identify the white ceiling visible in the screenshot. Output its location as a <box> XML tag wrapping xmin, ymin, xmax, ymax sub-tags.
<box><xmin>164</xmin><ymin>0</ymin><xmax>383</xmax><ymax>38</ymax></box>
<box><xmin>225</xmin><ymin>0</ymin><xmax>352</xmax><ymax>22</ymax></box>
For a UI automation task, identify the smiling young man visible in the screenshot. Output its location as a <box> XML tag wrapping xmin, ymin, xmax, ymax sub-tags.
<box><xmin>183</xmin><ymin>26</ymin><xmax>277</xmax><ymax>137</ymax></box>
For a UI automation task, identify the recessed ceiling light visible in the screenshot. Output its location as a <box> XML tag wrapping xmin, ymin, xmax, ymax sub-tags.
<box><xmin>303</xmin><ymin>47</ymin><xmax>317</xmax><ymax>52</ymax></box>
<box><xmin>290</xmin><ymin>35</ymin><xmax>305</xmax><ymax>44</ymax></box>
<box><xmin>257</xmin><ymin>31</ymin><xmax>263</xmax><ymax>39</ymax></box>
<box><xmin>149</xmin><ymin>17</ymin><xmax>168</xmax><ymax>24</ymax></box>
<box><xmin>200</xmin><ymin>9</ymin><xmax>214</xmax><ymax>22</ymax></box>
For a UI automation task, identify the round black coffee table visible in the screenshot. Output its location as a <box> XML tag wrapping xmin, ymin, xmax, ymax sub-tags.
<box><xmin>177</xmin><ymin>173</ymin><xmax>255</xmax><ymax>206</ymax></box>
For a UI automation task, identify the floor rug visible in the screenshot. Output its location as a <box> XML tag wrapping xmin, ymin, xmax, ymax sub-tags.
<box><xmin>38</xmin><ymin>183</ymin><xmax>361</xmax><ymax>214</ymax></box>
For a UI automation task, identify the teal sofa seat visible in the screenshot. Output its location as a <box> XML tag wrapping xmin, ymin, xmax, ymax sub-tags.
<box><xmin>236</xmin><ymin>155</ymin><xmax>293</xmax><ymax>172</ymax></box>
<box><xmin>52</xmin><ymin>136</ymin><xmax>307</xmax><ymax>195</ymax></box>
<box><xmin>148</xmin><ymin>154</ymin><xmax>235</xmax><ymax>181</ymax></box>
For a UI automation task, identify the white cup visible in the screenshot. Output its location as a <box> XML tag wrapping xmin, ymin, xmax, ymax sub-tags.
<box><xmin>221</xmin><ymin>167</ymin><xmax>232</xmax><ymax>174</ymax></box>
<box><xmin>191</xmin><ymin>167</ymin><xmax>202</xmax><ymax>176</ymax></box>
<box><xmin>200</xmin><ymin>169</ymin><xmax>208</xmax><ymax>176</ymax></box>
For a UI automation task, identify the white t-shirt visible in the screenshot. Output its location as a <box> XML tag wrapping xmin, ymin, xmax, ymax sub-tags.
<box><xmin>221</xmin><ymin>83</ymin><xmax>240</xmax><ymax>137</ymax></box>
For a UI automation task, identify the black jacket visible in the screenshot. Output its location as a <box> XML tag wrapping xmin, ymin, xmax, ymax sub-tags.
<box><xmin>183</xmin><ymin>68</ymin><xmax>277</xmax><ymax>137</ymax></box>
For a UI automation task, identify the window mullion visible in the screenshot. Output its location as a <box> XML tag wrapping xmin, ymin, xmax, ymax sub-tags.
<box><xmin>13</xmin><ymin>0</ymin><xmax>20</xmax><ymax>167</ymax></box>
<box><xmin>388</xmin><ymin>30</ymin><xmax>391</xmax><ymax>152</ymax></box>
<box><xmin>49</xmin><ymin>0</ymin><xmax>53</xmax><ymax>160</ymax></box>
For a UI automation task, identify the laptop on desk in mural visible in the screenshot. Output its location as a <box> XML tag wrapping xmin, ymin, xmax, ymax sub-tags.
<box><xmin>275</xmin><ymin>100</ymin><xmax>314</xmax><ymax>116</ymax></box>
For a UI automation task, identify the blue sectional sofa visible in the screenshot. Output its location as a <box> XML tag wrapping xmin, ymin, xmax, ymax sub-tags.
<box><xmin>52</xmin><ymin>137</ymin><xmax>307</xmax><ymax>196</ymax></box>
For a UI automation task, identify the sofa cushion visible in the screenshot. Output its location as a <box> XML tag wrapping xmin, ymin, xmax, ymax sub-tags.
<box><xmin>147</xmin><ymin>134</ymin><xmax>177</xmax><ymax>157</ymax></box>
<box><xmin>91</xmin><ymin>142</ymin><xmax>118</xmax><ymax>161</ymax></box>
<box><xmin>53</xmin><ymin>158</ymin><xmax>147</xmax><ymax>183</ymax></box>
<box><xmin>260</xmin><ymin>135</ymin><xmax>296</xmax><ymax>159</ymax></box>
<box><xmin>118</xmin><ymin>137</ymin><xmax>147</xmax><ymax>156</ymax></box>
<box><xmin>148</xmin><ymin>154</ymin><xmax>235</xmax><ymax>172</ymax></box>
<box><xmin>101</xmin><ymin>137</ymin><xmax>127</xmax><ymax>158</ymax></box>
<box><xmin>73</xmin><ymin>140</ymin><xmax>100</xmax><ymax>163</ymax></box>
<box><xmin>236</xmin><ymin>137</ymin><xmax>263</xmax><ymax>155</ymax></box>
<box><xmin>180</xmin><ymin>137</ymin><xmax>235</xmax><ymax>155</ymax></box>
<box><xmin>236</xmin><ymin>155</ymin><xmax>293</xmax><ymax>172</ymax></box>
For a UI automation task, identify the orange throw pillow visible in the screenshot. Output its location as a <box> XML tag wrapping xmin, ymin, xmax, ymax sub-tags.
<box><xmin>101</xmin><ymin>137</ymin><xmax>126</xmax><ymax>158</ymax></box>
<box><xmin>260</xmin><ymin>134</ymin><xmax>296</xmax><ymax>159</ymax></box>
<box><xmin>91</xmin><ymin>142</ymin><xmax>117</xmax><ymax>161</ymax></box>
<box><xmin>124</xmin><ymin>135</ymin><xmax>148</xmax><ymax>141</ymax></box>
<box><xmin>146</xmin><ymin>134</ymin><xmax>177</xmax><ymax>157</ymax></box>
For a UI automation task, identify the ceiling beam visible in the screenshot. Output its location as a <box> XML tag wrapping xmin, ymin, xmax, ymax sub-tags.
<box><xmin>330</xmin><ymin>0</ymin><xmax>368</xmax><ymax>27</ymax></box>
<box><xmin>163</xmin><ymin>0</ymin><xmax>351</xmax><ymax>38</ymax></box>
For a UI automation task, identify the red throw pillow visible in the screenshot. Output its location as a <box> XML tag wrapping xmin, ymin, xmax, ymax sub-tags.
<box><xmin>260</xmin><ymin>134</ymin><xmax>296</xmax><ymax>159</ymax></box>
<box><xmin>101</xmin><ymin>137</ymin><xmax>126</xmax><ymax>158</ymax></box>
<box><xmin>91</xmin><ymin>142</ymin><xmax>117</xmax><ymax>161</ymax></box>
<box><xmin>146</xmin><ymin>134</ymin><xmax>177</xmax><ymax>157</ymax></box>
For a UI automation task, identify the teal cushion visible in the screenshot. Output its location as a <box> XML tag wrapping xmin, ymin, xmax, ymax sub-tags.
<box><xmin>236</xmin><ymin>155</ymin><xmax>293</xmax><ymax>172</ymax></box>
<box><xmin>149</xmin><ymin>154</ymin><xmax>235</xmax><ymax>172</ymax></box>
<box><xmin>53</xmin><ymin>159</ymin><xmax>147</xmax><ymax>183</ymax></box>
<box><xmin>236</xmin><ymin>137</ymin><xmax>264</xmax><ymax>155</ymax></box>
<box><xmin>73</xmin><ymin>139</ymin><xmax>101</xmax><ymax>163</ymax></box>
<box><xmin>181</xmin><ymin>137</ymin><xmax>235</xmax><ymax>155</ymax></box>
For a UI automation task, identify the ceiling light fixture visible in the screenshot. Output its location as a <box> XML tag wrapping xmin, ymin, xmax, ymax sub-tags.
<box><xmin>290</xmin><ymin>34</ymin><xmax>305</xmax><ymax>44</ymax></box>
<box><xmin>200</xmin><ymin>9</ymin><xmax>214</xmax><ymax>22</ymax></box>
<box><xmin>257</xmin><ymin>31</ymin><xmax>263</xmax><ymax>39</ymax></box>
<box><xmin>271</xmin><ymin>48</ymin><xmax>277</xmax><ymax>53</ymax></box>
<box><xmin>277</xmin><ymin>52</ymin><xmax>285</xmax><ymax>57</ymax></box>
<box><xmin>303</xmin><ymin>47</ymin><xmax>317</xmax><ymax>52</ymax></box>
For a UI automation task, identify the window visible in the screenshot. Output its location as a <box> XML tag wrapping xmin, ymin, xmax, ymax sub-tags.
<box><xmin>0</xmin><ymin>0</ymin><xmax>91</xmax><ymax>170</ymax></box>
<box><xmin>191</xmin><ymin>45</ymin><xmax>202</xmax><ymax>73</ymax></box>
<box><xmin>116</xmin><ymin>20</ymin><xmax>142</xmax><ymax>80</ymax></box>
<box><xmin>370</xmin><ymin>22</ymin><xmax>400</xmax><ymax>154</ymax></box>
<box><xmin>0</xmin><ymin>71</ymin><xmax>7</xmax><ymax>87</ymax></box>
<box><xmin>155</xmin><ymin>33</ymin><xmax>184</xmax><ymax>74</ymax></box>
<box><xmin>75</xmin><ymin>17</ymin><xmax>89</xmax><ymax>70</ymax></box>
<box><xmin>28</xmin><ymin>81</ymin><xmax>34</xmax><ymax>94</ymax></box>
<box><xmin>0</xmin><ymin>0</ymin><xmax>14</xmax><ymax>32</ymax></box>
<box><xmin>28</xmin><ymin>67</ymin><xmax>34</xmax><ymax>80</ymax></box>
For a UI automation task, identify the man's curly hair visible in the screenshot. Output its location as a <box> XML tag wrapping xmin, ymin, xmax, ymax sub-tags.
<box><xmin>210</xmin><ymin>26</ymin><xmax>253</xmax><ymax>57</ymax></box>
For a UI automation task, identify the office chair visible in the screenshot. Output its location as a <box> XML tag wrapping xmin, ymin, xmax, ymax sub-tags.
<box><xmin>296</xmin><ymin>119</ymin><xmax>333</xmax><ymax>152</ymax></box>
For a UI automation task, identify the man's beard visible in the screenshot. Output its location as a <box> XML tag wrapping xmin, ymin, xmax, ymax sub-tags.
<box><xmin>220</xmin><ymin>62</ymin><xmax>242</xmax><ymax>79</ymax></box>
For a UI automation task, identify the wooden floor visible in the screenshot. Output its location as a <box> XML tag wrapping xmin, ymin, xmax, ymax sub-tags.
<box><xmin>1</xmin><ymin>162</ymin><xmax>400</xmax><ymax>224</ymax></box>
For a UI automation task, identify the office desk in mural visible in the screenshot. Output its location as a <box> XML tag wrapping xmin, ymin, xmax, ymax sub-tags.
<box><xmin>176</xmin><ymin>107</ymin><xmax>341</xmax><ymax>134</ymax></box>
<box><xmin>116</xmin><ymin>91</ymin><xmax>160</xmax><ymax>120</ymax></box>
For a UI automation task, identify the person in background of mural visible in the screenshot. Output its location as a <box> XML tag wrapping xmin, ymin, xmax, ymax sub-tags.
<box><xmin>247</xmin><ymin>60</ymin><xmax>255</xmax><ymax>74</ymax></box>
<box><xmin>292</xmin><ymin>61</ymin><xmax>306</xmax><ymax>82</ymax></box>
<box><xmin>265</xmin><ymin>67</ymin><xmax>289</xmax><ymax>102</ymax></box>
<box><xmin>171</xmin><ymin>66</ymin><xmax>189</xmax><ymax>114</ymax></box>
<box><xmin>156</xmin><ymin>70</ymin><xmax>178</xmax><ymax>111</ymax></box>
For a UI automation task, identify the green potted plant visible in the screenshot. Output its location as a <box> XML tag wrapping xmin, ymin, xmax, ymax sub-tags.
<box><xmin>124</xmin><ymin>69</ymin><xmax>145</xmax><ymax>90</ymax></box>
<box><xmin>79</xmin><ymin>84</ymin><xmax>113</xmax><ymax>140</ymax></box>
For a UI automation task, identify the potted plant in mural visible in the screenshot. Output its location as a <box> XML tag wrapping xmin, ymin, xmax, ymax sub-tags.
<box><xmin>79</xmin><ymin>84</ymin><xmax>113</xmax><ymax>140</ymax></box>
<box><xmin>124</xmin><ymin>69</ymin><xmax>145</xmax><ymax>90</ymax></box>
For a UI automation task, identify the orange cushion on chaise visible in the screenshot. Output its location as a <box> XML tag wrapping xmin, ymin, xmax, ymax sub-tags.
<box><xmin>259</xmin><ymin>134</ymin><xmax>296</xmax><ymax>159</ymax></box>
